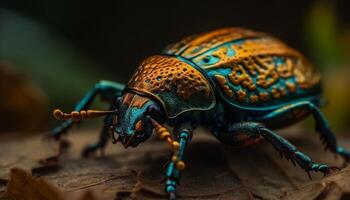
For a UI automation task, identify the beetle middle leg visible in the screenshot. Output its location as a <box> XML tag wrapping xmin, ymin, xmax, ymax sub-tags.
<box><xmin>256</xmin><ymin>101</ymin><xmax>350</xmax><ymax>162</ymax></box>
<box><xmin>212</xmin><ymin>122</ymin><xmax>337</xmax><ymax>178</ymax></box>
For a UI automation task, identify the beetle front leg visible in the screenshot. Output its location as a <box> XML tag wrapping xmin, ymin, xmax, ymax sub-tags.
<box><xmin>165</xmin><ymin>131</ymin><xmax>191</xmax><ymax>199</ymax></box>
<box><xmin>81</xmin><ymin>105</ymin><xmax>114</xmax><ymax>157</ymax></box>
<box><xmin>50</xmin><ymin>80</ymin><xmax>124</xmax><ymax>140</ymax></box>
<box><xmin>162</xmin><ymin>121</ymin><xmax>194</xmax><ymax>200</ymax></box>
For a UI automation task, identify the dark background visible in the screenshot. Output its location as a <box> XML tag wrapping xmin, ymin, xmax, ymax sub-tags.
<box><xmin>1</xmin><ymin>0</ymin><xmax>349</xmax><ymax>80</ymax></box>
<box><xmin>1</xmin><ymin>0</ymin><xmax>350</xmax><ymax>132</ymax></box>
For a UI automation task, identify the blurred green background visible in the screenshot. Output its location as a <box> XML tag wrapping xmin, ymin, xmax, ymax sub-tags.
<box><xmin>0</xmin><ymin>0</ymin><xmax>349</xmax><ymax>133</ymax></box>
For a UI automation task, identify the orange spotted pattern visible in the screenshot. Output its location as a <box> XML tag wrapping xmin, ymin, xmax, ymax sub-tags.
<box><xmin>164</xmin><ymin>28</ymin><xmax>321</xmax><ymax>107</ymax></box>
<box><xmin>127</xmin><ymin>28</ymin><xmax>322</xmax><ymax>115</ymax></box>
<box><xmin>214</xmin><ymin>74</ymin><xmax>233</xmax><ymax>98</ymax></box>
<box><xmin>128</xmin><ymin>55</ymin><xmax>211</xmax><ymax>99</ymax></box>
<box><xmin>127</xmin><ymin>55</ymin><xmax>216</xmax><ymax>118</ymax></box>
<box><xmin>186</xmin><ymin>31</ymin><xmax>320</xmax><ymax>105</ymax></box>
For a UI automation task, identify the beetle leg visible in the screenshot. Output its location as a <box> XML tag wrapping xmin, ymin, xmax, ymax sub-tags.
<box><xmin>81</xmin><ymin>105</ymin><xmax>114</xmax><ymax>157</ymax></box>
<box><xmin>163</xmin><ymin>120</ymin><xmax>195</xmax><ymax>200</ymax></box>
<box><xmin>257</xmin><ymin>125</ymin><xmax>337</xmax><ymax>178</ymax></box>
<box><xmin>216</xmin><ymin>122</ymin><xmax>337</xmax><ymax>178</ymax></box>
<box><xmin>49</xmin><ymin>80</ymin><xmax>124</xmax><ymax>140</ymax></box>
<box><xmin>306</xmin><ymin>103</ymin><xmax>350</xmax><ymax>161</ymax></box>
<box><xmin>256</xmin><ymin>101</ymin><xmax>350</xmax><ymax>162</ymax></box>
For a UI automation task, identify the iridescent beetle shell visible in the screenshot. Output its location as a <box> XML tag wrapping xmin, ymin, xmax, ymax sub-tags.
<box><xmin>127</xmin><ymin>27</ymin><xmax>321</xmax><ymax>118</ymax></box>
<box><xmin>127</xmin><ymin>55</ymin><xmax>216</xmax><ymax>118</ymax></box>
<box><xmin>51</xmin><ymin>28</ymin><xmax>350</xmax><ymax>200</ymax></box>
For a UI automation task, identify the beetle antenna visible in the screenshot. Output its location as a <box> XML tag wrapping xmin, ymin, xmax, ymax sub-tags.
<box><xmin>53</xmin><ymin>109</ymin><xmax>116</xmax><ymax>122</ymax></box>
<box><xmin>149</xmin><ymin>117</ymin><xmax>185</xmax><ymax>169</ymax></box>
<box><xmin>149</xmin><ymin>118</ymin><xmax>180</xmax><ymax>153</ymax></box>
<box><xmin>149</xmin><ymin>118</ymin><xmax>175</xmax><ymax>147</ymax></box>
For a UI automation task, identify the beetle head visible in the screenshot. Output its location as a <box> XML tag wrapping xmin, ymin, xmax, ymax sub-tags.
<box><xmin>112</xmin><ymin>92</ymin><xmax>163</xmax><ymax>148</ymax></box>
<box><xmin>52</xmin><ymin>92</ymin><xmax>164</xmax><ymax>148</ymax></box>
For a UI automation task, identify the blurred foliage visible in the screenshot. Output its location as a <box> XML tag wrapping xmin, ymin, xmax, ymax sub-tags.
<box><xmin>0</xmin><ymin>9</ymin><xmax>113</xmax><ymax>113</ymax></box>
<box><xmin>303</xmin><ymin>0</ymin><xmax>350</xmax><ymax>133</ymax></box>
<box><xmin>0</xmin><ymin>61</ymin><xmax>48</xmax><ymax>132</ymax></box>
<box><xmin>304</xmin><ymin>0</ymin><xmax>346</xmax><ymax>67</ymax></box>
<box><xmin>322</xmin><ymin>68</ymin><xmax>350</xmax><ymax>131</ymax></box>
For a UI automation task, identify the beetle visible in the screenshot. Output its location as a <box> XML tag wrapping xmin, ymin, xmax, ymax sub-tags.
<box><xmin>50</xmin><ymin>27</ymin><xmax>350</xmax><ymax>200</ymax></box>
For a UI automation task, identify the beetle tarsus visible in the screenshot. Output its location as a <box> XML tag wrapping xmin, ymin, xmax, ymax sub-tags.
<box><xmin>168</xmin><ymin>191</ymin><xmax>176</xmax><ymax>200</ymax></box>
<box><xmin>165</xmin><ymin>178</ymin><xmax>177</xmax><ymax>200</ymax></box>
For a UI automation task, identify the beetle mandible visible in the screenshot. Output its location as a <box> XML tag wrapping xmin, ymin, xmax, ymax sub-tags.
<box><xmin>51</xmin><ymin>27</ymin><xmax>350</xmax><ymax>200</ymax></box>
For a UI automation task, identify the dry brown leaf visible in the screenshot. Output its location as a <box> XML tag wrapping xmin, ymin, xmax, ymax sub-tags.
<box><xmin>1</xmin><ymin>129</ymin><xmax>350</xmax><ymax>200</ymax></box>
<box><xmin>78</xmin><ymin>190</ymin><xmax>99</xmax><ymax>200</ymax></box>
<box><xmin>3</xmin><ymin>168</ymin><xmax>64</xmax><ymax>200</ymax></box>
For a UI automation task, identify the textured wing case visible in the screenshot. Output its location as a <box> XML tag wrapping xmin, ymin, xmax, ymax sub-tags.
<box><xmin>127</xmin><ymin>55</ymin><xmax>216</xmax><ymax>118</ymax></box>
<box><xmin>164</xmin><ymin>28</ymin><xmax>322</xmax><ymax>110</ymax></box>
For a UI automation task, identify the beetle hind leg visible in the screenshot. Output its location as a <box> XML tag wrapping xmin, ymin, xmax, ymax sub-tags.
<box><xmin>213</xmin><ymin>122</ymin><xmax>338</xmax><ymax>178</ymax></box>
<box><xmin>308</xmin><ymin>103</ymin><xmax>350</xmax><ymax>161</ymax></box>
<box><xmin>258</xmin><ymin>125</ymin><xmax>338</xmax><ymax>178</ymax></box>
<box><xmin>256</xmin><ymin>101</ymin><xmax>350</xmax><ymax>162</ymax></box>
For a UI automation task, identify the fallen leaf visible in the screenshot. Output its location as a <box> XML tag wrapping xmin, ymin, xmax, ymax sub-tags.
<box><xmin>1</xmin><ymin>129</ymin><xmax>350</xmax><ymax>200</ymax></box>
<box><xmin>3</xmin><ymin>168</ymin><xmax>64</xmax><ymax>200</ymax></box>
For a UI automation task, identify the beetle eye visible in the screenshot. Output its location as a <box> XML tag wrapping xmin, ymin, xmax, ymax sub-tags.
<box><xmin>147</xmin><ymin>105</ymin><xmax>160</xmax><ymax>117</ymax></box>
<box><xmin>135</xmin><ymin>120</ymin><xmax>143</xmax><ymax>131</ymax></box>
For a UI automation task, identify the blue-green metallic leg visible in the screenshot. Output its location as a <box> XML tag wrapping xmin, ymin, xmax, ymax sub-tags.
<box><xmin>81</xmin><ymin>105</ymin><xmax>114</xmax><ymax>157</ymax></box>
<box><xmin>51</xmin><ymin>80</ymin><xmax>124</xmax><ymax>140</ymax></box>
<box><xmin>257</xmin><ymin>101</ymin><xmax>350</xmax><ymax>161</ymax></box>
<box><xmin>164</xmin><ymin>122</ymin><xmax>194</xmax><ymax>200</ymax></box>
<box><xmin>216</xmin><ymin>122</ymin><xmax>336</xmax><ymax>178</ymax></box>
<box><xmin>257</xmin><ymin>125</ymin><xmax>337</xmax><ymax>178</ymax></box>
